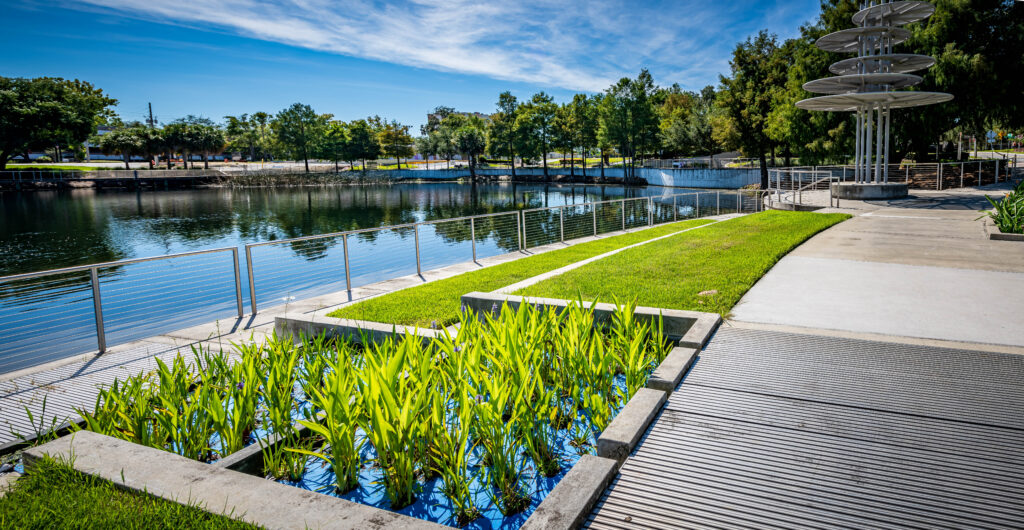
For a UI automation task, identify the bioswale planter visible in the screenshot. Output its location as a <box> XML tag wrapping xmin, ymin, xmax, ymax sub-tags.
<box><xmin>276</xmin><ymin>292</ymin><xmax>720</xmax><ymax>529</ymax></box>
<box><xmin>26</xmin><ymin>294</ymin><xmax>719</xmax><ymax>530</ymax></box>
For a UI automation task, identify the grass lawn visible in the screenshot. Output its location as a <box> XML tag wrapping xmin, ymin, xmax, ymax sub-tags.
<box><xmin>516</xmin><ymin>211</ymin><xmax>850</xmax><ymax>317</ymax></box>
<box><xmin>327</xmin><ymin>218</ymin><xmax>713</xmax><ymax>327</ymax></box>
<box><xmin>0</xmin><ymin>457</ymin><xmax>259</xmax><ymax>529</ymax></box>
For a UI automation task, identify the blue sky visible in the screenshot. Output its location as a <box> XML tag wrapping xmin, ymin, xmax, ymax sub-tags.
<box><xmin>3</xmin><ymin>0</ymin><xmax>819</xmax><ymax>131</ymax></box>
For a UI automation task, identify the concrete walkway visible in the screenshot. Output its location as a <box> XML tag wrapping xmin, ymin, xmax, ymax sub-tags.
<box><xmin>731</xmin><ymin>184</ymin><xmax>1024</xmax><ymax>349</ymax></box>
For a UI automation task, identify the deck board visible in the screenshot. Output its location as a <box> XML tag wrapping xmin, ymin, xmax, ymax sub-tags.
<box><xmin>586</xmin><ymin>328</ymin><xmax>1024</xmax><ymax>529</ymax></box>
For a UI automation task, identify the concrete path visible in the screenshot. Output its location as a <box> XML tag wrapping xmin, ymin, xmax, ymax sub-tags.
<box><xmin>731</xmin><ymin>185</ymin><xmax>1024</xmax><ymax>348</ymax></box>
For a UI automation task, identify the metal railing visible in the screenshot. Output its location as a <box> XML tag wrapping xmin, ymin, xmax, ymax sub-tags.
<box><xmin>0</xmin><ymin>190</ymin><xmax>765</xmax><ymax>374</ymax></box>
<box><xmin>0</xmin><ymin>247</ymin><xmax>242</xmax><ymax>374</ymax></box>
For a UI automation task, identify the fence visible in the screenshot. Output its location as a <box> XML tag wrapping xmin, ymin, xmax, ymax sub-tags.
<box><xmin>0</xmin><ymin>190</ymin><xmax>762</xmax><ymax>374</ymax></box>
<box><xmin>768</xmin><ymin>159</ymin><xmax>1012</xmax><ymax>207</ymax></box>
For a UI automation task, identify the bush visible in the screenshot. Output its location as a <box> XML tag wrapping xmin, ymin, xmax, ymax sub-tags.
<box><xmin>34</xmin><ymin>155</ymin><xmax>52</xmax><ymax>163</ymax></box>
<box><xmin>980</xmin><ymin>180</ymin><xmax>1024</xmax><ymax>234</ymax></box>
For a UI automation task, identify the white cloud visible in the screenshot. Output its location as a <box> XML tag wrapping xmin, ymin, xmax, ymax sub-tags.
<box><xmin>72</xmin><ymin>0</ymin><xmax>818</xmax><ymax>92</ymax></box>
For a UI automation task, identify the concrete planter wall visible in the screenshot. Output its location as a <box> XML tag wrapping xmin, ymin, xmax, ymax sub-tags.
<box><xmin>26</xmin><ymin>294</ymin><xmax>720</xmax><ymax>530</ymax></box>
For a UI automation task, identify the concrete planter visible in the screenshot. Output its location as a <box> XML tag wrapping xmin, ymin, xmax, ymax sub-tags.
<box><xmin>25</xmin><ymin>294</ymin><xmax>720</xmax><ymax>530</ymax></box>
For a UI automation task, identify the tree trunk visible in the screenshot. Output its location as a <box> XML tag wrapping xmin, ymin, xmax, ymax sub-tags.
<box><xmin>542</xmin><ymin>145</ymin><xmax>549</xmax><ymax>181</ymax></box>
<box><xmin>600</xmin><ymin>148</ymin><xmax>606</xmax><ymax>179</ymax></box>
<box><xmin>123</xmin><ymin>153</ymin><xmax>130</xmax><ymax>169</ymax></box>
<box><xmin>509</xmin><ymin>142</ymin><xmax>516</xmax><ymax>178</ymax></box>
<box><xmin>304</xmin><ymin>149</ymin><xmax>310</xmax><ymax>173</ymax></box>
<box><xmin>335</xmin><ymin>159</ymin><xmax>339</xmax><ymax>173</ymax></box>
<box><xmin>758</xmin><ymin>152</ymin><xmax>769</xmax><ymax>189</ymax></box>
<box><xmin>203</xmin><ymin>154</ymin><xmax>209</xmax><ymax>170</ymax></box>
<box><xmin>570</xmin><ymin>146</ymin><xmax>575</xmax><ymax>179</ymax></box>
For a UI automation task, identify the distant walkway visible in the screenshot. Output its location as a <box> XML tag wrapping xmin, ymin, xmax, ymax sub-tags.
<box><xmin>734</xmin><ymin>184</ymin><xmax>1024</xmax><ymax>348</ymax></box>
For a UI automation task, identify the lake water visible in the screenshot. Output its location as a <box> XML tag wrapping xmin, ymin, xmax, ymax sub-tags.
<box><xmin>2</xmin><ymin>182</ymin><xmax>714</xmax><ymax>372</ymax></box>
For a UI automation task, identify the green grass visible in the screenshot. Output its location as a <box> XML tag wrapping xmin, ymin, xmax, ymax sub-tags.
<box><xmin>516</xmin><ymin>211</ymin><xmax>850</xmax><ymax>317</ymax></box>
<box><xmin>327</xmin><ymin>218</ymin><xmax>713</xmax><ymax>327</ymax></box>
<box><xmin>0</xmin><ymin>457</ymin><xmax>259</xmax><ymax>529</ymax></box>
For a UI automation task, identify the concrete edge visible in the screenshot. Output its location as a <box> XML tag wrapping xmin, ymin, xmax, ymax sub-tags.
<box><xmin>990</xmin><ymin>231</ymin><xmax>1024</xmax><ymax>242</ymax></box>
<box><xmin>459</xmin><ymin>292</ymin><xmax>720</xmax><ymax>342</ymax></box>
<box><xmin>520</xmin><ymin>454</ymin><xmax>618</xmax><ymax>530</ymax></box>
<box><xmin>646</xmin><ymin>346</ymin><xmax>700</xmax><ymax>396</ymax></box>
<box><xmin>275</xmin><ymin>314</ymin><xmax>442</xmax><ymax>344</ymax></box>
<box><xmin>24</xmin><ymin>430</ymin><xmax>448</xmax><ymax>530</ymax></box>
<box><xmin>594</xmin><ymin>388</ymin><xmax>667</xmax><ymax>466</ymax></box>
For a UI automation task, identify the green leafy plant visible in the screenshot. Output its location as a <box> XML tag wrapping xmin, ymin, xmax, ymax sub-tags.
<box><xmin>979</xmin><ymin>180</ymin><xmax>1024</xmax><ymax>234</ymax></box>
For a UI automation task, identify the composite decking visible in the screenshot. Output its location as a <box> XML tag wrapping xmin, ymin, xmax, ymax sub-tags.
<box><xmin>587</xmin><ymin>327</ymin><xmax>1024</xmax><ymax>529</ymax></box>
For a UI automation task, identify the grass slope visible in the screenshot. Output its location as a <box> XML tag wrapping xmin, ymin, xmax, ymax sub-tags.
<box><xmin>328</xmin><ymin>218</ymin><xmax>712</xmax><ymax>327</ymax></box>
<box><xmin>516</xmin><ymin>211</ymin><xmax>850</xmax><ymax>317</ymax></box>
<box><xmin>0</xmin><ymin>457</ymin><xmax>259</xmax><ymax>529</ymax></box>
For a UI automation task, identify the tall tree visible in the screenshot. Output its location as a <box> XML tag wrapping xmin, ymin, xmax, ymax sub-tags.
<box><xmin>487</xmin><ymin>91</ymin><xmax>519</xmax><ymax>177</ymax></box>
<box><xmin>274</xmin><ymin>103</ymin><xmax>330</xmax><ymax>173</ymax></box>
<box><xmin>377</xmin><ymin>119</ymin><xmax>414</xmax><ymax>169</ymax></box>
<box><xmin>321</xmin><ymin>120</ymin><xmax>350</xmax><ymax>172</ymax></box>
<box><xmin>713</xmin><ymin>31</ymin><xmax>786</xmax><ymax>188</ymax></box>
<box><xmin>346</xmin><ymin>119</ymin><xmax>381</xmax><ymax>170</ymax></box>
<box><xmin>0</xmin><ymin>77</ymin><xmax>117</xmax><ymax>169</ymax></box>
<box><xmin>98</xmin><ymin>125</ymin><xmax>145</xmax><ymax>169</ymax></box>
<box><xmin>421</xmin><ymin>106</ymin><xmax>455</xmax><ymax>135</ymax></box>
<box><xmin>454</xmin><ymin>118</ymin><xmax>487</xmax><ymax>179</ymax></box>
<box><xmin>519</xmin><ymin>92</ymin><xmax>558</xmax><ymax>180</ymax></box>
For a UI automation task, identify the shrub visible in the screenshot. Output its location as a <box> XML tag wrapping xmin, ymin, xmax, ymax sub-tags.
<box><xmin>980</xmin><ymin>180</ymin><xmax>1024</xmax><ymax>234</ymax></box>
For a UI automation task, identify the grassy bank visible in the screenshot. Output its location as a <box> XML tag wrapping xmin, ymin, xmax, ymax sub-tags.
<box><xmin>0</xmin><ymin>457</ymin><xmax>258</xmax><ymax>529</ymax></box>
<box><xmin>516</xmin><ymin>211</ymin><xmax>849</xmax><ymax>316</ymax></box>
<box><xmin>327</xmin><ymin>218</ymin><xmax>713</xmax><ymax>327</ymax></box>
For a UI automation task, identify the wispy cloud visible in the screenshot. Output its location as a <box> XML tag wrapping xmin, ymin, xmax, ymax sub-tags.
<box><xmin>71</xmin><ymin>0</ymin><xmax>818</xmax><ymax>91</ymax></box>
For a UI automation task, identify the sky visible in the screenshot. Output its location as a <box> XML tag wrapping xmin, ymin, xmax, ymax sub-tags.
<box><xmin>3</xmin><ymin>0</ymin><xmax>820</xmax><ymax>132</ymax></box>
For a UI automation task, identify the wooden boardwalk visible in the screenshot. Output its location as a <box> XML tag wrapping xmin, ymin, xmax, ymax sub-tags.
<box><xmin>587</xmin><ymin>327</ymin><xmax>1024</xmax><ymax>529</ymax></box>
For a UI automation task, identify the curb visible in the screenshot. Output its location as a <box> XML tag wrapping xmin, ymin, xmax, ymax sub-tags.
<box><xmin>596</xmin><ymin>388</ymin><xmax>667</xmax><ymax>465</ymax></box>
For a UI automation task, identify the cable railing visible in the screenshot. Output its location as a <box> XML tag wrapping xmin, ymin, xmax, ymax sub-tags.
<box><xmin>0</xmin><ymin>190</ymin><xmax>765</xmax><ymax>375</ymax></box>
<box><xmin>0</xmin><ymin>248</ymin><xmax>242</xmax><ymax>374</ymax></box>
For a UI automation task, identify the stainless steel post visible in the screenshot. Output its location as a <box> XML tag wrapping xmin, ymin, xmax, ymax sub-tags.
<box><xmin>245</xmin><ymin>246</ymin><xmax>257</xmax><ymax>314</ymax></box>
<box><xmin>470</xmin><ymin>217</ymin><xmax>476</xmax><ymax>262</ymax></box>
<box><xmin>937</xmin><ymin>163</ymin><xmax>942</xmax><ymax>190</ymax></box>
<box><xmin>559</xmin><ymin>207</ymin><xmax>564</xmax><ymax>242</ymax></box>
<box><xmin>673</xmin><ymin>196</ymin><xmax>677</xmax><ymax>221</ymax></box>
<box><xmin>343</xmin><ymin>233</ymin><xmax>351</xmax><ymax>292</ymax></box>
<box><xmin>231</xmin><ymin>248</ymin><xmax>243</xmax><ymax>318</ymax></box>
<box><xmin>995</xmin><ymin>159</ymin><xmax>1000</xmax><ymax>183</ymax></box>
<box><xmin>979</xmin><ymin>161</ymin><xmax>983</xmax><ymax>185</ymax></box>
<box><xmin>414</xmin><ymin>224</ymin><xmax>421</xmax><ymax>275</ymax></box>
<box><xmin>517</xmin><ymin>210</ymin><xmax>523</xmax><ymax>250</ymax></box>
<box><xmin>621</xmin><ymin>200</ymin><xmax>626</xmax><ymax>231</ymax></box>
<box><xmin>905</xmin><ymin>164</ymin><xmax>909</xmax><ymax>183</ymax></box>
<box><xmin>592</xmin><ymin>205</ymin><xmax>597</xmax><ymax>236</ymax></box>
<box><xmin>737</xmin><ymin>191</ymin><xmax>741</xmax><ymax>213</ymax></box>
<box><xmin>960</xmin><ymin>163</ymin><xmax>964</xmax><ymax>188</ymax></box>
<box><xmin>90</xmin><ymin>267</ymin><xmax>106</xmax><ymax>353</ymax></box>
<box><xmin>696</xmin><ymin>193</ymin><xmax>700</xmax><ymax>217</ymax></box>
<box><xmin>716</xmin><ymin>192</ymin><xmax>720</xmax><ymax>215</ymax></box>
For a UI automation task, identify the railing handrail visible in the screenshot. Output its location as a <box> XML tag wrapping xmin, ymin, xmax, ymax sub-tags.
<box><xmin>0</xmin><ymin>246</ymin><xmax>239</xmax><ymax>283</ymax></box>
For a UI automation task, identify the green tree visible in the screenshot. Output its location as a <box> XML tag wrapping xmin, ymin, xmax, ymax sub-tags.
<box><xmin>487</xmin><ymin>92</ymin><xmax>519</xmax><ymax>176</ymax></box>
<box><xmin>194</xmin><ymin>124</ymin><xmax>226</xmax><ymax>169</ymax></box>
<box><xmin>420</xmin><ymin>106</ymin><xmax>455</xmax><ymax>135</ymax></box>
<box><xmin>599</xmin><ymin>70</ymin><xmax>659</xmax><ymax>181</ymax></box>
<box><xmin>518</xmin><ymin>92</ymin><xmax>558</xmax><ymax>180</ymax></box>
<box><xmin>98</xmin><ymin>125</ymin><xmax>145</xmax><ymax>169</ymax></box>
<box><xmin>0</xmin><ymin>77</ymin><xmax>117</xmax><ymax>169</ymax></box>
<box><xmin>274</xmin><ymin>103</ymin><xmax>330</xmax><ymax>173</ymax></box>
<box><xmin>713</xmin><ymin>31</ymin><xmax>786</xmax><ymax>187</ymax></box>
<box><xmin>346</xmin><ymin>119</ymin><xmax>381</xmax><ymax>170</ymax></box>
<box><xmin>377</xmin><ymin>120</ymin><xmax>414</xmax><ymax>169</ymax></box>
<box><xmin>454</xmin><ymin>121</ymin><xmax>487</xmax><ymax>179</ymax></box>
<box><xmin>321</xmin><ymin>120</ymin><xmax>350</xmax><ymax>172</ymax></box>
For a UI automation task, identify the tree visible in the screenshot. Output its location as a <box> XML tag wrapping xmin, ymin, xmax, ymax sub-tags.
<box><xmin>98</xmin><ymin>125</ymin><xmax>145</xmax><ymax>169</ymax></box>
<box><xmin>454</xmin><ymin>122</ymin><xmax>487</xmax><ymax>179</ymax></box>
<box><xmin>0</xmin><ymin>77</ymin><xmax>117</xmax><ymax>169</ymax></box>
<box><xmin>346</xmin><ymin>119</ymin><xmax>381</xmax><ymax>170</ymax></box>
<box><xmin>322</xmin><ymin>121</ymin><xmax>350</xmax><ymax>172</ymax></box>
<box><xmin>194</xmin><ymin>124</ymin><xmax>226</xmax><ymax>169</ymax></box>
<box><xmin>518</xmin><ymin>92</ymin><xmax>558</xmax><ymax>180</ymax></box>
<box><xmin>487</xmin><ymin>92</ymin><xmax>520</xmax><ymax>177</ymax></box>
<box><xmin>714</xmin><ymin>31</ymin><xmax>786</xmax><ymax>188</ymax></box>
<box><xmin>415</xmin><ymin>134</ymin><xmax>439</xmax><ymax>166</ymax></box>
<box><xmin>420</xmin><ymin>105</ymin><xmax>455</xmax><ymax>135</ymax></box>
<box><xmin>225</xmin><ymin>114</ymin><xmax>264</xmax><ymax>161</ymax></box>
<box><xmin>377</xmin><ymin>120</ymin><xmax>414</xmax><ymax>169</ymax></box>
<box><xmin>274</xmin><ymin>103</ymin><xmax>330</xmax><ymax>173</ymax></box>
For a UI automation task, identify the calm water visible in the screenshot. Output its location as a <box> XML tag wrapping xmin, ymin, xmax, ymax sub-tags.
<box><xmin>1</xmin><ymin>183</ymin><xmax>662</xmax><ymax>276</ymax></box>
<box><xmin>1</xmin><ymin>182</ymin><xmax>684</xmax><ymax>372</ymax></box>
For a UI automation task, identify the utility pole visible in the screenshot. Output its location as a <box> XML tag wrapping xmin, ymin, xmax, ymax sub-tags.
<box><xmin>147</xmin><ymin>103</ymin><xmax>156</xmax><ymax>129</ymax></box>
